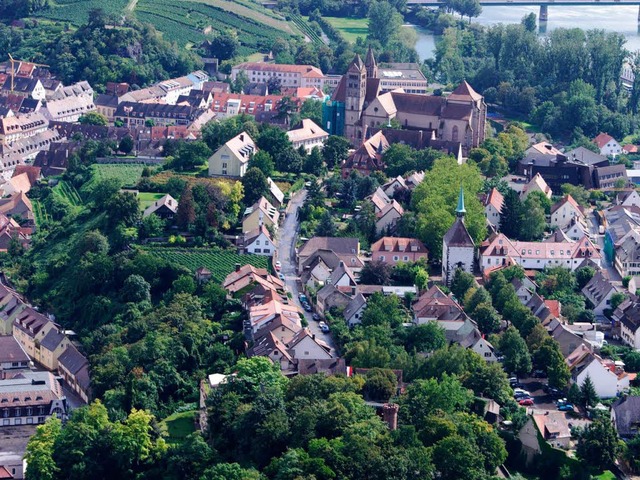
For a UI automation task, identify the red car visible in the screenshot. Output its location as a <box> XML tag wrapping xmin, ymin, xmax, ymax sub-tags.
<box><xmin>518</xmin><ymin>398</ymin><xmax>534</xmax><ymax>406</ymax></box>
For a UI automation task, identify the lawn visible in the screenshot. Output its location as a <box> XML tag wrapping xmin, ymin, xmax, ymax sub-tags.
<box><xmin>324</xmin><ymin>16</ymin><xmax>368</xmax><ymax>43</ymax></box>
<box><xmin>593</xmin><ymin>472</ymin><xmax>616</xmax><ymax>480</ymax></box>
<box><xmin>160</xmin><ymin>410</ymin><xmax>196</xmax><ymax>445</ymax></box>
<box><xmin>138</xmin><ymin>192</ymin><xmax>167</xmax><ymax>211</ymax></box>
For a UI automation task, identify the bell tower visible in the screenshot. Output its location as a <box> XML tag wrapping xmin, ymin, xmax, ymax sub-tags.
<box><xmin>344</xmin><ymin>54</ymin><xmax>367</xmax><ymax>145</ymax></box>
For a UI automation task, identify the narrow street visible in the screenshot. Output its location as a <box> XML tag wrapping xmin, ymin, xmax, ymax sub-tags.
<box><xmin>587</xmin><ymin>210</ymin><xmax>621</xmax><ymax>282</ymax></box>
<box><xmin>277</xmin><ymin>189</ymin><xmax>336</xmax><ymax>353</ymax></box>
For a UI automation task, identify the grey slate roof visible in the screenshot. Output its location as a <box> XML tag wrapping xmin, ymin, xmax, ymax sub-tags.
<box><xmin>582</xmin><ymin>271</ymin><xmax>618</xmax><ymax>307</ymax></box>
<box><xmin>39</xmin><ymin>328</ymin><xmax>65</xmax><ymax>352</ymax></box>
<box><xmin>443</xmin><ymin>218</ymin><xmax>474</xmax><ymax>247</ymax></box>
<box><xmin>343</xmin><ymin>293</ymin><xmax>367</xmax><ymax>322</ymax></box>
<box><xmin>58</xmin><ymin>344</ymin><xmax>88</xmax><ymax>376</ymax></box>
<box><xmin>612</xmin><ymin>396</ymin><xmax>640</xmax><ymax>437</ymax></box>
<box><xmin>0</xmin><ymin>335</ymin><xmax>29</xmax><ymax>364</ymax></box>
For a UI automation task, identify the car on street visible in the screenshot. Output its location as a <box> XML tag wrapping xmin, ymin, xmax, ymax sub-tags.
<box><xmin>558</xmin><ymin>403</ymin><xmax>574</xmax><ymax>412</ymax></box>
<box><xmin>318</xmin><ymin>321</ymin><xmax>330</xmax><ymax>333</ymax></box>
<box><xmin>299</xmin><ymin>293</ymin><xmax>308</xmax><ymax>303</ymax></box>
<box><xmin>275</xmin><ymin>261</ymin><xmax>281</xmax><ymax>271</ymax></box>
<box><xmin>518</xmin><ymin>398</ymin><xmax>534</xmax><ymax>406</ymax></box>
<box><xmin>513</xmin><ymin>388</ymin><xmax>530</xmax><ymax>397</ymax></box>
<box><xmin>514</xmin><ymin>392</ymin><xmax>531</xmax><ymax>400</ymax></box>
<box><xmin>508</xmin><ymin>377</ymin><xmax>518</xmax><ymax>385</ymax></box>
<box><xmin>278</xmin><ymin>273</ymin><xmax>285</xmax><ymax>280</ymax></box>
<box><xmin>312</xmin><ymin>313</ymin><xmax>320</xmax><ymax>321</ymax></box>
<box><xmin>302</xmin><ymin>303</ymin><xmax>312</xmax><ymax>312</ymax></box>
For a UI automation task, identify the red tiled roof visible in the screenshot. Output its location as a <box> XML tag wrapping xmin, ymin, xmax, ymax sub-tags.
<box><xmin>594</xmin><ymin>132</ymin><xmax>615</xmax><ymax>149</ymax></box>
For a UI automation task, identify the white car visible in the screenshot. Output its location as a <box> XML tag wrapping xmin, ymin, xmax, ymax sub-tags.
<box><xmin>513</xmin><ymin>388</ymin><xmax>530</xmax><ymax>396</ymax></box>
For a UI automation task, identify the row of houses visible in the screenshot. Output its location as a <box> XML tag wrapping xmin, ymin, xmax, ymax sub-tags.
<box><xmin>0</xmin><ymin>281</ymin><xmax>90</xmax><ymax>405</ymax></box>
<box><xmin>222</xmin><ymin>264</ymin><xmax>335</xmax><ymax>374</ymax></box>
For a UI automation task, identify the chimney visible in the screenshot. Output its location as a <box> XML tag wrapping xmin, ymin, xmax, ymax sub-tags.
<box><xmin>382</xmin><ymin>403</ymin><xmax>399</xmax><ymax>430</ymax></box>
<box><xmin>239</xmin><ymin>133</ymin><xmax>244</xmax><ymax>142</ymax></box>
<box><xmin>235</xmin><ymin>263</ymin><xmax>241</xmax><ymax>272</ymax></box>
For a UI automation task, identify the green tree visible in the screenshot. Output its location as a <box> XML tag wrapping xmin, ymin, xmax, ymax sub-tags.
<box><xmin>242</xmin><ymin>167</ymin><xmax>269</xmax><ymax>206</ymax></box>
<box><xmin>359</xmin><ymin>260</ymin><xmax>392</xmax><ymax>285</ymax></box>
<box><xmin>118</xmin><ymin>135</ymin><xmax>134</xmax><ymax>155</ymax></box>
<box><xmin>472</xmin><ymin>302</ymin><xmax>501</xmax><ymax>335</ymax></box>
<box><xmin>580</xmin><ymin>375</ymin><xmax>599</xmax><ymax>408</ymax></box>
<box><xmin>431</xmin><ymin>435</ymin><xmax>486</xmax><ymax>480</ymax></box>
<box><xmin>176</xmin><ymin>186</ymin><xmax>196</xmax><ymax>228</ymax></box>
<box><xmin>322</xmin><ymin>136</ymin><xmax>351</xmax><ymax>169</ymax></box>
<box><xmin>520</xmin><ymin>193</ymin><xmax>546</xmax><ymax>240</ymax></box>
<box><xmin>303</xmin><ymin>147</ymin><xmax>324</xmax><ymax>176</ymax></box>
<box><xmin>121</xmin><ymin>274</ymin><xmax>151</xmax><ymax>303</ymax></box>
<box><xmin>576</xmin><ymin>417</ymin><xmax>622</xmax><ymax>470</ymax></box>
<box><xmin>79</xmin><ymin>111</ymin><xmax>108</xmax><ymax>126</ymax></box>
<box><xmin>24</xmin><ymin>418</ymin><xmax>62</xmax><ymax>480</ymax></box>
<box><xmin>210</xmin><ymin>31</ymin><xmax>239</xmax><ymax>61</ymax></box>
<box><xmin>248</xmin><ymin>150</ymin><xmax>275</xmax><ymax>178</ymax></box>
<box><xmin>368</xmin><ymin>1</ymin><xmax>403</xmax><ymax>46</ymax></box>
<box><xmin>138</xmin><ymin>213</ymin><xmax>165</xmax><ymax>239</ymax></box>
<box><xmin>413</xmin><ymin>157</ymin><xmax>486</xmax><ymax>260</ymax></box>
<box><xmin>499</xmin><ymin>189</ymin><xmax>523</xmax><ymax>238</ymax></box>
<box><xmin>315</xmin><ymin>210</ymin><xmax>336</xmax><ymax>237</ymax></box>
<box><xmin>499</xmin><ymin>327</ymin><xmax>532</xmax><ymax>376</ymax></box>
<box><xmin>450</xmin><ymin>268</ymin><xmax>475</xmax><ymax>300</ymax></box>
<box><xmin>363</xmin><ymin>368</ymin><xmax>397</xmax><ymax>402</ymax></box>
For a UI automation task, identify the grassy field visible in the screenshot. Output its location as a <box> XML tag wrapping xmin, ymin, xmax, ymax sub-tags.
<box><xmin>138</xmin><ymin>192</ymin><xmax>167</xmax><ymax>211</ymax></box>
<box><xmin>324</xmin><ymin>16</ymin><xmax>368</xmax><ymax>43</ymax></box>
<box><xmin>160</xmin><ymin>410</ymin><xmax>196</xmax><ymax>445</ymax></box>
<box><xmin>138</xmin><ymin>246</ymin><xmax>269</xmax><ymax>283</ymax></box>
<box><xmin>84</xmin><ymin>164</ymin><xmax>146</xmax><ymax>192</ymax></box>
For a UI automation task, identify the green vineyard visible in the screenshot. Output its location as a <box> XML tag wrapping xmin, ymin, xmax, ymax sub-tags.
<box><xmin>139</xmin><ymin>247</ymin><xmax>268</xmax><ymax>283</ymax></box>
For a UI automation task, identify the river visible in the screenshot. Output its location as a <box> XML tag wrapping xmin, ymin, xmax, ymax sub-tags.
<box><xmin>412</xmin><ymin>5</ymin><xmax>640</xmax><ymax>61</ymax></box>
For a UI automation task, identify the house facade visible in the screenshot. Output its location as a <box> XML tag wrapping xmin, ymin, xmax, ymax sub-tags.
<box><xmin>244</xmin><ymin>225</ymin><xmax>275</xmax><ymax>256</ymax></box>
<box><xmin>286</xmin><ymin>119</ymin><xmax>328</xmax><ymax>153</ymax></box>
<box><xmin>484</xmin><ymin>188</ymin><xmax>504</xmax><ymax>229</ymax></box>
<box><xmin>208</xmin><ymin>131</ymin><xmax>256</xmax><ymax>178</ymax></box>
<box><xmin>594</xmin><ymin>133</ymin><xmax>623</xmax><ymax>157</ymax></box>
<box><xmin>371</xmin><ymin>237</ymin><xmax>428</xmax><ymax>266</ymax></box>
<box><xmin>550</xmin><ymin>195</ymin><xmax>584</xmax><ymax>230</ymax></box>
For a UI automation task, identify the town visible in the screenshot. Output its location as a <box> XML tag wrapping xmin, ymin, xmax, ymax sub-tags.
<box><xmin>0</xmin><ymin>0</ymin><xmax>639</xmax><ymax>479</ymax></box>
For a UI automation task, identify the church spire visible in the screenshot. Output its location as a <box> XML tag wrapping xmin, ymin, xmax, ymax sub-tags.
<box><xmin>456</xmin><ymin>186</ymin><xmax>466</xmax><ymax>218</ymax></box>
<box><xmin>365</xmin><ymin>45</ymin><xmax>377</xmax><ymax>78</ymax></box>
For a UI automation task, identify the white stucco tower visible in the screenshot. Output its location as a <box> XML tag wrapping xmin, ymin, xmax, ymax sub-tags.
<box><xmin>442</xmin><ymin>187</ymin><xmax>475</xmax><ymax>285</ymax></box>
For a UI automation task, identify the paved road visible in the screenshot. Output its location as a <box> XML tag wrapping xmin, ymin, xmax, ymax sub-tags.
<box><xmin>277</xmin><ymin>189</ymin><xmax>336</xmax><ymax>353</ymax></box>
<box><xmin>587</xmin><ymin>210</ymin><xmax>621</xmax><ymax>282</ymax></box>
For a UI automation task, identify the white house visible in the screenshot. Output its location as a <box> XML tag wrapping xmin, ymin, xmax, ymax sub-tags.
<box><xmin>470</xmin><ymin>336</ymin><xmax>498</xmax><ymax>362</ymax></box>
<box><xmin>480</xmin><ymin>234</ymin><xmax>601</xmax><ymax>272</ymax></box>
<box><xmin>563</xmin><ymin>217</ymin><xmax>589</xmax><ymax>242</ymax></box>
<box><xmin>244</xmin><ymin>225</ymin><xmax>275</xmax><ymax>256</ymax></box>
<box><xmin>616</xmin><ymin>190</ymin><xmax>640</xmax><ymax>208</ymax></box>
<box><xmin>582</xmin><ymin>271</ymin><xmax>620</xmax><ymax>318</ymax></box>
<box><xmin>442</xmin><ymin>189</ymin><xmax>475</xmax><ymax>285</ymax></box>
<box><xmin>594</xmin><ymin>133</ymin><xmax>623</xmax><ymax>157</ymax></box>
<box><xmin>375</xmin><ymin>200</ymin><xmax>404</xmax><ymax>234</ymax></box>
<box><xmin>208</xmin><ymin>131</ymin><xmax>256</xmax><ymax>178</ymax></box>
<box><xmin>382</xmin><ymin>176</ymin><xmax>407</xmax><ymax>199</ymax></box>
<box><xmin>550</xmin><ymin>195</ymin><xmax>584</xmax><ymax>230</ymax></box>
<box><xmin>287</xmin><ymin>328</ymin><xmax>333</xmax><ymax>360</ymax></box>
<box><xmin>286</xmin><ymin>118</ymin><xmax>328</xmax><ymax>153</ymax></box>
<box><xmin>567</xmin><ymin>346</ymin><xmax>632</xmax><ymax>398</ymax></box>
<box><xmin>484</xmin><ymin>188</ymin><xmax>504</xmax><ymax>229</ymax></box>
<box><xmin>343</xmin><ymin>293</ymin><xmax>367</xmax><ymax>327</ymax></box>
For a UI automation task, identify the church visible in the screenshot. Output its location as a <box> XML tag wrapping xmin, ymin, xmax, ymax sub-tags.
<box><xmin>442</xmin><ymin>188</ymin><xmax>475</xmax><ymax>285</ymax></box>
<box><xmin>322</xmin><ymin>47</ymin><xmax>487</xmax><ymax>153</ymax></box>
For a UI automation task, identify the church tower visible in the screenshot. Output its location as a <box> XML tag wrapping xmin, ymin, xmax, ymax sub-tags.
<box><xmin>344</xmin><ymin>54</ymin><xmax>367</xmax><ymax>145</ymax></box>
<box><xmin>442</xmin><ymin>187</ymin><xmax>476</xmax><ymax>285</ymax></box>
<box><xmin>365</xmin><ymin>45</ymin><xmax>378</xmax><ymax>79</ymax></box>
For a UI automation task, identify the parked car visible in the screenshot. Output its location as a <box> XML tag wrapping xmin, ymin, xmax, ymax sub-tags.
<box><xmin>532</xmin><ymin>369</ymin><xmax>547</xmax><ymax>378</ymax></box>
<box><xmin>278</xmin><ymin>273</ymin><xmax>285</xmax><ymax>281</ymax></box>
<box><xmin>303</xmin><ymin>303</ymin><xmax>312</xmax><ymax>312</ymax></box>
<box><xmin>299</xmin><ymin>293</ymin><xmax>308</xmax><ymax>303</ymax></box>
<box><xmin>514</xmin><ymin>392</ymin><xmax>531</xmax><ymax>400</ymax></box>
<box><xmin>508</xmin><ymin>377</ymin><xmax>518</xmax><ymax>385</ymax></box>
<box><xmin>518</xmin><ymin>398</ymin><xmax>534</xmax><ymax>406</ymax></box>
<box><xmin>275</xmin><ymin>261</ymin><xmax>281</xmax><ymax>271</ymax></box>
<box><xmin>558</xmin><ymin>403</ymin><xmax>574</xmax><ymax>412</ymax></box>
<box><xmin>320</xmin><ymin>323</ymin><xmax>330</xmax><ymax>333</ymax></box>
<box><xmin>513</xmin><ymin>388</ymin><xmax>530</xmax><ymax>396</ymax></box>
<box><xmin>312</xmin><ymin>313</ymin><xmax>320</xmax><ymax>321</ymax></box>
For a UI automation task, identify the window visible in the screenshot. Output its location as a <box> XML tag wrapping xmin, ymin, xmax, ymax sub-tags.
<box><xmin>264</xmin><ymin>249</ymin><xmax>270</xmax><ymax>253</ymax></box>
<box><xmin>393</xmin><ymin>256</ymin><xmax>399</xmax><ymax>261</ymax></box>
<box><xmin>256</xmin><ymin>240</ymin><xmax>260</xmax><ymax>246</ymax></box>
<box><xmin>403</xmin><ymin>256</ymin><xmax>408</xmax><ymax>261</ymax></box>
<box><xmin>380</xmin><ymin>256</ymin><xmax>385</xmax><ymax>261</ymax></box>
<box><xmin>484</xmin><ymin>352</ymin><xmax>492</xmax><ymax>357</ymax></box>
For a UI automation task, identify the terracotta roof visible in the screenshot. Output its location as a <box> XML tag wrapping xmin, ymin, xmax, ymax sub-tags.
<box><xmin>12</xmin><ymin>165</ymin><xmax>40</xmax><ymax>185</ymax></box>
<box><xmin>544</xmin><ymin>300</ymin><xmax>561</xmax><ymax>318</ymax></box>
<box><xmin>550</xmin><ymin>194</ymin><xmax>583</xmax><ymax>216</ymax></box>
<box><xmin>485</xmin><ymin>188</ymin><xmax>504</xmax><ymax>213</ymax></box>
<box><xmin>371</xmin><ymin>236</ymin><xmax>428</xmax><ymax>254</ymax></box>
<box><xmin>447</xmin><ymin>80</ymin><xmax>483</xmax><ymax>102</ymax></box>
<box><xmin>413</xmin><ymin>285</ymin><xmax>466</xmax><ymax>321</ymax></box>
<box><xmin>594</xmin><ymin>132</ymin><xmax>616</xmax><ymax>149</ymax></box>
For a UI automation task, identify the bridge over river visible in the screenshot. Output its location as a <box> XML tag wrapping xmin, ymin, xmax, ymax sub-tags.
<box><xmin>405</xmin><ymin>0</ymin><xmax>640</xmax><ymax>21</ymax></box>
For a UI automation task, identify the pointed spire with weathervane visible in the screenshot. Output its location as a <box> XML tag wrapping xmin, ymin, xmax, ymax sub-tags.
<box><xmin>456</xmin><ymin>186</ymin><xmax>466</xmax><ymax>219</ymax></box>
